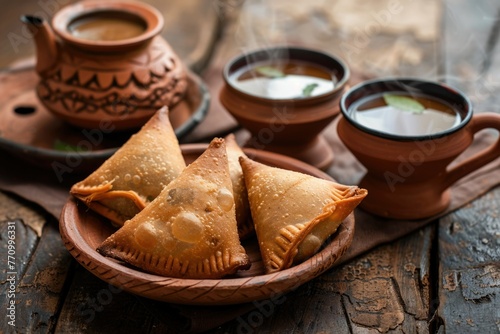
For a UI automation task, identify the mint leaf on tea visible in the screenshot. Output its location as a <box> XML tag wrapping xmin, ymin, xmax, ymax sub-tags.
<box><xmin>53</xmin><ymin>139</ymin><xmax>88</xmax><ymax>152</ymax></box>
<box><xmin>255</xmin><ymin>66</ymin><xmax>285</xmax><ymax>78</ymax></box>
<box><xmin>302</xmin><ymin>83</ymin><xmax>319</xmax><ymax>97</ymax></box>
<box><xmin>383</xmin><ymin>94</ymin><xmax>425</xmax><ymax>113</ymax></box>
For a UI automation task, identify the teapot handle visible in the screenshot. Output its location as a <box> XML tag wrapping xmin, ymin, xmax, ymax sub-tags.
<box><xmin>444</xmin><ymin>112</ymin><xmax>500</xmax><ymax>189</ymax></box>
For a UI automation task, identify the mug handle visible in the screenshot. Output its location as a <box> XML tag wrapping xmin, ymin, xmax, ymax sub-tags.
<box><xmin>444</xmin><ymin>112</ymin><xmax>500</xmax><ymax>188</ymax></box>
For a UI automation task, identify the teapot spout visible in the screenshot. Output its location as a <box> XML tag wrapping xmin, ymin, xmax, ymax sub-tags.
<box><xmin>21</xmin><ymin>15</ymin><xmax>58</xmax><ymax>75</ymax></box>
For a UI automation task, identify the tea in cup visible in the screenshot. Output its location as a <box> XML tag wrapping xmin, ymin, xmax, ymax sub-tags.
<box><xmin>220</xmin><ymin>46</ymin><xmax>350</xmax><ymax>169</ymax></box>
<box><xmin>337</xmin><ymin>78</ymin><xmax>500</xmax><ymax>219</ymax></box>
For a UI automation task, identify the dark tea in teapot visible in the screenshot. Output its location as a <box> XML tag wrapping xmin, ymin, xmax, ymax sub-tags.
<box><xmin>69</xmin><ymin>11</ymin><xmax>147</xmax><ymax>41</ymax></box>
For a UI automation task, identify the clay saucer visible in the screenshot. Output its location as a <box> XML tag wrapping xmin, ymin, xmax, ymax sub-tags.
<box><xmin>0</xmin><ymin>67</ymin><xmax>209</xmax><ymax>173</ymax></box>
<box><xmin>59</xmin><ymin>144</ymin><xmax>355</xmax><ymax>306</ymax></box>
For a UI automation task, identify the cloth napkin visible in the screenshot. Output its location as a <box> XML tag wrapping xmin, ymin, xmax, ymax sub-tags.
<box><xmin>1</xmin><ymin>67</ymin><xmax>499</xmax><ymax>333</ymax></box>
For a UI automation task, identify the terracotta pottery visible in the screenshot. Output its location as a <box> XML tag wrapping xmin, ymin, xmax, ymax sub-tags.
<box><xmin>337</xmin><ymin>78</ymin><xmax>500</xmax><ymax>220</ymax></box>
<box><xmin>0</xmin><ymin>67</ymin><xmax>209</xmax><ymax>174</ymax></box>
<box><xmin>21</xmin><ymin>0</ymin><xmax>188</xmax><ymax>130</ymax></box>
<box><xmin>219</xmin><ymin>46</ymin><xmax>350</xmax><ymax>170</ymax></box>
<box><xmin>59</xmin><ymin>144</ymin><xmax>355</xmax><ymax>305</ymax></box>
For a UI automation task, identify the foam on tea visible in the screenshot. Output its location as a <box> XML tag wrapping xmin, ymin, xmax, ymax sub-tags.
<box><xmin>229</xmin><ymin>60</ymin><xmax>335</xmax><ymax>99</ymax></box>
<box><xmin>350</xmin><ymin>92</ymin><xmax>461</xmax><ymax>137</ymax></box>
<box><xmin>69</xmin><ymin>12</ymin><xmax>147</xmax><ymax>41</ymax></box>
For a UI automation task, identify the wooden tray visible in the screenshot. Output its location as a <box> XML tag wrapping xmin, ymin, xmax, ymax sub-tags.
<box><xmin>0</xmin><ymin>67</ymin><xmax>209</xmax><ymax>173</ymax></box>
<box><xmin>59</xmin><ymin>144</ymin><xmax>355</xmax><ymax>305</ymax></box>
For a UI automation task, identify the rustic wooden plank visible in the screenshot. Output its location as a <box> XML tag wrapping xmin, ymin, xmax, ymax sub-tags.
<box><xmin>54</xmin><ymin>265</ymin><xmax>185</xmax><ymax>333</ymax></box>
<box><xmin>438</xmin><ymin>1</ymin><xmax>500</xmax><ymax>332</ymax></box>
<box><xmin>209</xmin><ymin>225</ymin><xmax>433</xmax><ymax>333</ymax></box>
<box><xmin>436</xmin><ymin>188</ymin><xmax>500</xmax><ymax>333</ymax></box>
<box><xmin>0</xmin><ymin>213</ymin><xmax>38</xmax><ymax>333</ymax></box>
<box><xmin>15</xmin><ymin>219</ymin><xmax>73</xmax><ymax>333</ymax></box>
<box><xmin>55</xmin><ymin>265</ymin><xmax>260</xmax><ymax>333</ymax></box>
<box><xmin>0</xmin><ymin>191</ymin><xmax>73</xmax><ymax>333</ymax></box>
<box><xmin>329</xmin><ymin>225</ymin><xmax>433</xmax><ymax>334</ymax></box>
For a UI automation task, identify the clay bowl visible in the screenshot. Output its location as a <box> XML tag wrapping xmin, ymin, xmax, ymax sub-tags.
<box><xmin>59</xmin><ymin>144</ymin><xmax>355</xmax><ymax>305</ymax></box>
<box><xmin>220</xmin><ymin>46</ymin><xmax>350</xmax><ymax>170</ymax></box>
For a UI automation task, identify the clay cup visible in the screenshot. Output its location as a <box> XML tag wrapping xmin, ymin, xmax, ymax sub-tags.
<box><xmin>220</xmin><ymin>46</ymin><xmax>349</xmax><ymax>169</ymax></box>
<box><xmin>337</xmin><ymin>78</ymin><xmax>500</xmax><ymax>220</ymax></box>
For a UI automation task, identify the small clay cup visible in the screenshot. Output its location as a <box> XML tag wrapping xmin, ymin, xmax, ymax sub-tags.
<box><xmin>219</xmin><ymin>46</ymin><xmax>349</xmax><ymax>169</ymax></box>
<box><xmin>337</xmin><ymin>78</ymin><xmax>500</xmax><ymax>220</ymax></box>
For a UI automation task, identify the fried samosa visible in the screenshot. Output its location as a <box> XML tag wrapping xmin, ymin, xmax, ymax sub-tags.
<box><xmin>97</xmin><ymin>138</ymin><xmax>250</xmax><ymax>279</ymax></box>
<box><xmin>239</xmin><ymin>156</ymin><xmax>367</xmax><ymax>273</ymax></box>
<box><xmin>225</xmin><ymin>134</ymin><xmax>253</xmax><ymax>239</ymax></box>
<box><xmin>70</xmin><ymin>107</ymin><xmax>186</xmax><ymax>226</ymax></box>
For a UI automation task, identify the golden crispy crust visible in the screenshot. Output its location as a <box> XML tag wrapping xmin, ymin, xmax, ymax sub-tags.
<box><xmin>239</xmin><ymin>156</ymin><xmax>367</xmax><ymax>273</ymax></box>
<box><xmin>97</xmin><ymin>138</ymin><xmax>250</xmax><ymax>279</ymax></box>
<box><xmin>224</xmin><ymin>134</ymin><xmax>253</xmax><ymax>240</ymax></box>
<box><xmin>70</xmin><ymin>107</ymin><xmax>186</xmax><ymax>226</ymax></box>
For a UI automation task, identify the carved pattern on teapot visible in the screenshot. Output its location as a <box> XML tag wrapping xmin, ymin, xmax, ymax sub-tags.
<box><xmin>22</xmin><ymin>0</ymin><xmax>189</xmax><ymax>130</ymax></box>
<box><xmin>37</xmin><ymin>37</ymin><xmax>187</xmax><ymax>119</ymax></box>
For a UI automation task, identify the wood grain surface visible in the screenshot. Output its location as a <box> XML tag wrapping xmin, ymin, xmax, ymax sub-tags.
<box><xmin>0</xmin><ymin>0</ymin><xmax>499</xmax><ymax>333</ymax></box>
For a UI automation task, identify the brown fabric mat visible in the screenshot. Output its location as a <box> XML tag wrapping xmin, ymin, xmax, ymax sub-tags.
<box><xmin>0</xmin><ymin>69</ymin><xmax>499</xmax><ymax>333</ymax></box>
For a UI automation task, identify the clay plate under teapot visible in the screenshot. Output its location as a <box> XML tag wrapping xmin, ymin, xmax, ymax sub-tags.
<box><xmin>22</xmin><ymin>0</ymin><xmax>188</xmax><ymax>130</ymax></box>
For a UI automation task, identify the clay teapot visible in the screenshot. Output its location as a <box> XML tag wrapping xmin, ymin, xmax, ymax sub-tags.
<box><xmin>22</xmin><ymin>0</ymin><xmax>188</xmax><ymax>130</ymax></box>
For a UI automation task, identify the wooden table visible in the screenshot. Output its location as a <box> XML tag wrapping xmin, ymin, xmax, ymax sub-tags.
<box><xmin>1</xmin><ymin>1</ymin><xmax>499</xmax><ymax>333</ymax></box>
